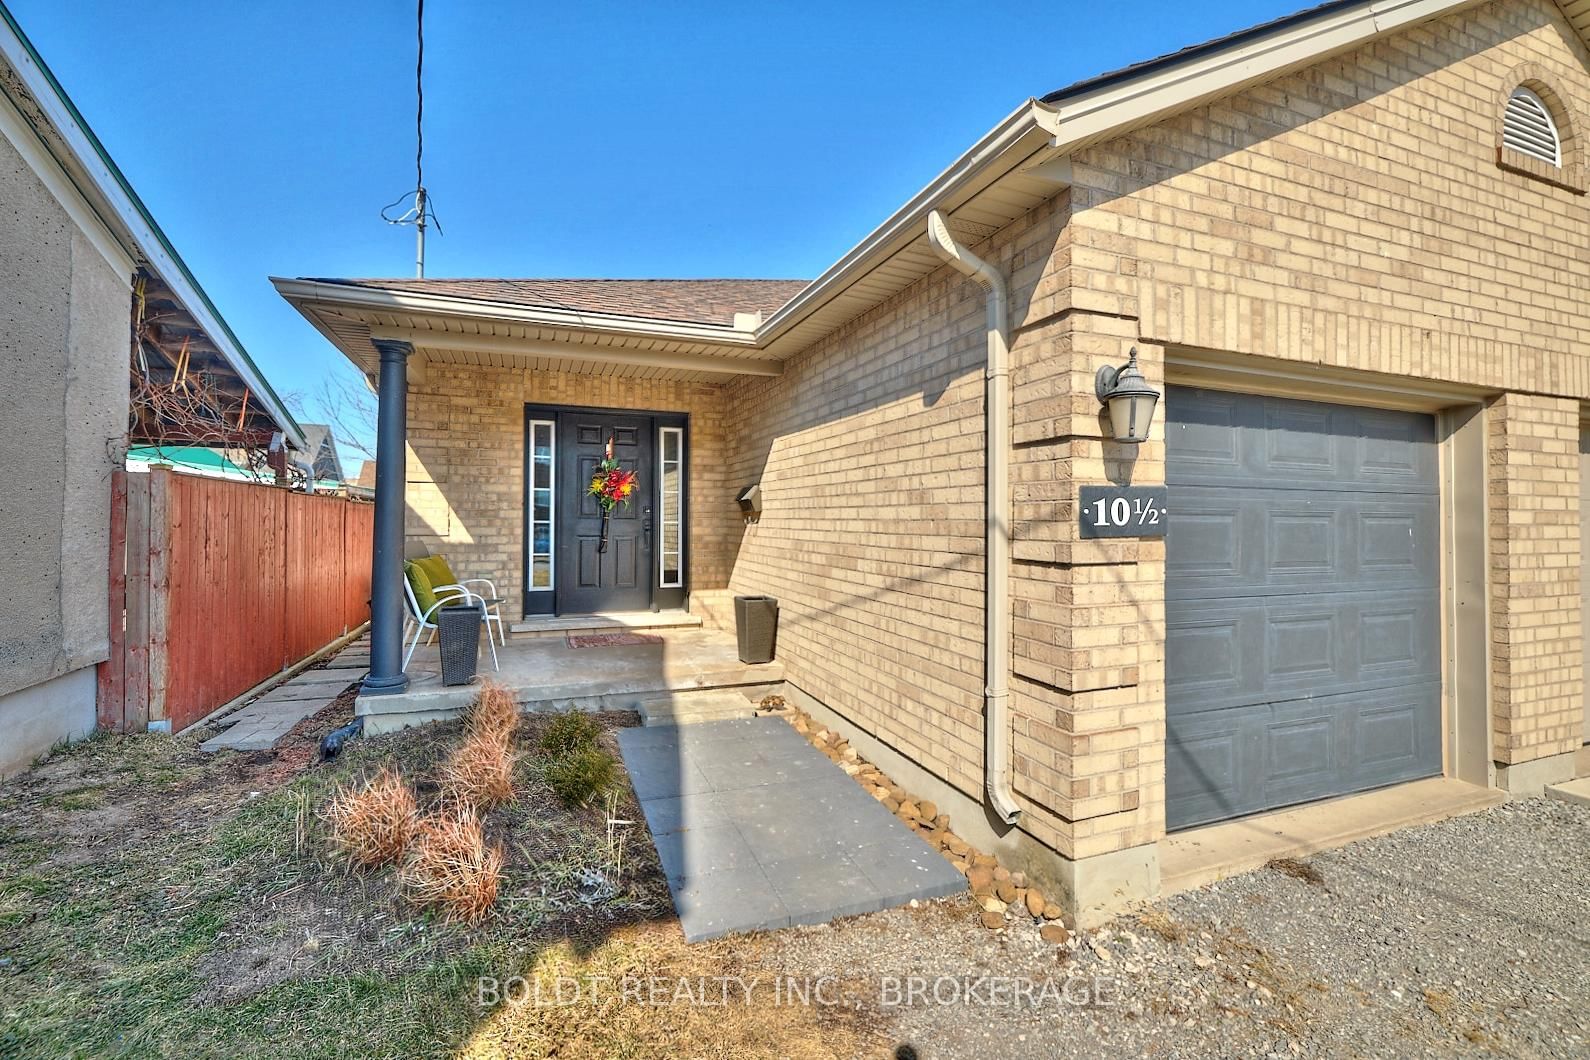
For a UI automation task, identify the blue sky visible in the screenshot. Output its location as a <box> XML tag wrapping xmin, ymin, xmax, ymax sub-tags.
<box><xmin>11</xmin><ymin>0</ymin><xmax>1299</xmax><ymax>461</ymax></box>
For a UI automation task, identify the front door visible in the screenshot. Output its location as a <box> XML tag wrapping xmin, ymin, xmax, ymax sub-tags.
<box><xmin>559</xmin><ymin>411</ymin><xmax>653</xmax><ymax>613</ymax></box>
<box><xmin>524</xmin><ymin>405</ymin><xmax>687</xmax><ymax>617</ymax></box>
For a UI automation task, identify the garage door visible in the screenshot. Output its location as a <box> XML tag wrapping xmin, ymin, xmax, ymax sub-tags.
<box><xmin>1165</xmin><ymin>387</ymin><xmax>1442</xmax><ymax>830</ymax></box>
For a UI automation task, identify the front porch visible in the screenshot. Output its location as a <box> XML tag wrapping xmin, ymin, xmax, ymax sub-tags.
<box><xmin>358</xmin><ymin>621</ymin><xmax>784</xmax><ymax>734</ymax></box>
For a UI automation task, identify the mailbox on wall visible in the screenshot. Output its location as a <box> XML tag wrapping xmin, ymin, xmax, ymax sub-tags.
<box><xmin>737</xmin><ymin>483</ymin><xmax>762</xmax><ymax>521</ymax></box>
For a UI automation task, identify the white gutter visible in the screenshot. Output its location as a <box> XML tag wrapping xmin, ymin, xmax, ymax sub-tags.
<box><xmin>756</xmin><ymin>101</ymin><xmax>1058</xmax><ymax>351</ymax></box>
<box><xmin>925</xmin><ymin>209</ymin><xmax>1021</xmax><ymax>825</ymax></box>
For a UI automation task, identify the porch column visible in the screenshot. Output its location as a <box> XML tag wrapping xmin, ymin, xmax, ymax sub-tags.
<box><xmin>362</xmin><ymin>338</ymin><xmax>413</xmax><ymax>696</ymax></box>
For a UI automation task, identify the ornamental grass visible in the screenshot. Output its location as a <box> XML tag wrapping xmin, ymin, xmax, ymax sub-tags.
<box><xmin>440</xmin><ymin>730</ymin><xmax>518</xmax><ymax>811</ymax></box>
<box><xmin>465</xmin><ymin>681</ymin><xmax>520</xmax><ymax>746</ymax></box>
<box><xmin>323</xmin><ymin>765</ymin><xmax>420</xmax><ymax>868</ymax></box>
<box><xmin>399</xmin><ymin>810</ymin><xmax>504</xmax><ymax>922</ymax></box>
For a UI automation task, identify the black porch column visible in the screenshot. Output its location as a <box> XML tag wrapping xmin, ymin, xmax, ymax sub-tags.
<box><xmin>362</xmin><ymin>338</ymin><xmax>413</xmax><ymax>696</ymax></box>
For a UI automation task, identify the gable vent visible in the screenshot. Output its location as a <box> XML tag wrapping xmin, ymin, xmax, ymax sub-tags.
<box><xmin>1503</xmin><ymin>87</ymin><xmax>1562</xmax><ymax>167</ymax></box>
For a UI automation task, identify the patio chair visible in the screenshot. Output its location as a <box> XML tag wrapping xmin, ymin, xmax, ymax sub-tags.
<box><xmin>407</xmin><ymin>552</ymin><xmax>508</xmax><ymax>648</ymax></box>
<box><xmin>402</xmin><ymin>561</ymin><xmax>502</xmax><ymax>674</ymax></box>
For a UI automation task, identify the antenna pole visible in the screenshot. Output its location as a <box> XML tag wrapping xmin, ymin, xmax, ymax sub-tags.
<box><xmin>414</xmin><ymin>0</ymin><xmax>426</xmax><ymax>277</ymax></box>
<box><xmin>415</xmin><ymin>186</ymin><xmax>426</xmax><ymax>278</ymax></box>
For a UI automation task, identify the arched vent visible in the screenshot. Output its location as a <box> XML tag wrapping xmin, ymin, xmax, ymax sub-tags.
<box><xmin>1503</xmin><ymin>87</ymin><xmax>1562</xmax><ymax>166</ymax></box>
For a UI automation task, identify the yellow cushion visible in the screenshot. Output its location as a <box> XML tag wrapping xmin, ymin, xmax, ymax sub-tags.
<box><xmin>415</xmin><ymin>554</ymin><xmax>463</xmax><ymax>606</ymax></box>
<box><xmin>404</xmin><ymin>560</ymin><xmax>440</xmax><ymax>617</ymax></box>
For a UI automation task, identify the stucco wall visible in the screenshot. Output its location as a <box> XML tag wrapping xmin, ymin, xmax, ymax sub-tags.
<box><xmin>404</xmin><ymin>367</ymin><xmax>736</xmax><ymax>612</ymax></box>
<box><xmin>0</xmin><ymin>118</ymin><xmax>129</xmax><ymax>707</ymax></box>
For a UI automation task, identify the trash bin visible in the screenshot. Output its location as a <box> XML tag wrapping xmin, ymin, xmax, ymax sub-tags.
<box><xmin>734</xmin><ymin>595</ymin><xmax>779</xmax><ymax>664</ymax></box>
<box><xmin>437</xmin><ymin>604</ymin><xmax>483</xmax><ymax>686</ymax></box>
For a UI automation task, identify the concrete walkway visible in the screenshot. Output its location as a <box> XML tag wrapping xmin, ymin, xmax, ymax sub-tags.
<box><xmin>199</xmin><ymin>636</ymin><xmax>368</xmax><ymax>752</ymax></box>
<box><xmin>618</xmin><ymin>717</ymin><xmax>965</xmax><ymax>942</ymax></box>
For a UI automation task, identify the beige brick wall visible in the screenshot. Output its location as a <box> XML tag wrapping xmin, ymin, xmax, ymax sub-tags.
<box><xmin>404</xmin><ymin>0</ymin><xmax>1589</xmax><ymax>868</ymax></box>
<box><xmin>1487</xmin><ymin>393</ymin><xmax>1585</xmax><ymax>763</ymax></box>
<box><xmin>1025</xmin><ymin>0</ymin><xmax>1590</xmax><ymax>853</ymax></box>
<box><xmin>405</xmin><ymin>367</ymin><xmax>736</xmax><ymax>612</ymax></box>
<box><xmin>724</xmin><ymin>0</ymin><xmax>1590</xmax><ymax>862</ymax></box>
<box><xmin>722</xmin><ymin>195</ymin><xmax>1073</xmax><ymax>818</ymax></box>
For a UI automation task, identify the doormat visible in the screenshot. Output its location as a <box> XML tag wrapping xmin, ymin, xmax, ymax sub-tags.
<box><xmin>566</xmin><ymin>632</ymin><xmax>664</xmax><ymax>649</ymax></box>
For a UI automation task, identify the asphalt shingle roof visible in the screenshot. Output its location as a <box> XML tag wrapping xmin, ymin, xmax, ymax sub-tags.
<box><xmin>306</xmin><ymin>277</ymin><xmax>809</xmax><ymax>328</ymax></box>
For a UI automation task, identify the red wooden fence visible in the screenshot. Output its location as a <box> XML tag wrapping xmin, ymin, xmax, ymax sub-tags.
<box><xmin>98</xmin><ymin>468</ymin><xmax>373</xmax><ymax>733</ymax></box>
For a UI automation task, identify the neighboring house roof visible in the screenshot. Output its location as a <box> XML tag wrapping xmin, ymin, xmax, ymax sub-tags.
<box><xmin>308</xmin><ymin>278</ymin><xmax>809</xmax><ymax>328</ymax></box>
<box><xmin>280</xmin><ymin>0</ymin><xmax>1590</xmax><ymax>378</ymax></box>
<box><xmin>125</xmin><ymin>445</ymin><xmax>255</xmax><ymax>481</ymax></box>
<box><xmin>0</xmin><ymin>2</ymin><xmax>304</xmax><ymax>450</ymax></box>
<box><xmin>297</xmin><ymin>423</ymin><xmax>345</xmax><ymax>484</ymax></box>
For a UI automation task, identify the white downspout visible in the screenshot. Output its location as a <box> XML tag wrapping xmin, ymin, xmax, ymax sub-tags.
<box><xmin>926</xmin><ymin>209</ymin><xmax>1022</xmax><ymax>825</ymax></box>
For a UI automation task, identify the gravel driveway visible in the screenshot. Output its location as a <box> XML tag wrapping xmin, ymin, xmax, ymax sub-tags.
<box><xmin>756</xmin><ymin>795</ymin><xmax>1590</xmax><ymax>1059</ymax></box>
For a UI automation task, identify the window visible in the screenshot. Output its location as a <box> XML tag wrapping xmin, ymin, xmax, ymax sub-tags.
<box><xmin>658</xmin><ymin>427</ymin><xmax>684</xmax><ymax>588</ymax></box>
<box><xmin>1503</xmin><ymin>86</ymin><xmax>1562</xmax><ymax>167</ymax></box>
<box><xmin>528</xmin><ymin>420</ymin><xmax>554</xmax><ymax>591</ymax></box>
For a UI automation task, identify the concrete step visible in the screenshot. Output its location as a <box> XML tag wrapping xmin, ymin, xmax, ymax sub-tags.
<box><xmin>637</xmin><ymin>690</ymin><xmax>758</xmax><ymax>727</ymax></box>
<box><xmin>509</xmin><ymin>611</ymin><xmax>702</xmax><ymax>639</ymax></box>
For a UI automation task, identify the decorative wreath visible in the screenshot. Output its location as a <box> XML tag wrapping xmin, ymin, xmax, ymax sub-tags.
<box><xmin>587</xmin><ymin>458</ymin><xmax>638</xmax><ymax>512</ymax></box>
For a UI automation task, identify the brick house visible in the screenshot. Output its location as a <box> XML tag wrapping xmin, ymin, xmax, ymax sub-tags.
<box><xmin>278</xmin><ymin>0</ymin><xmax>1590</xmax><ymax>922</ymax></box>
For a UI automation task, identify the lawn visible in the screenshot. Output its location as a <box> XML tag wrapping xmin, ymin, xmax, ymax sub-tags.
<box><xmin>0</xmin><ymin>699</ymin><xmax>877</xmax><ymax>1059</ymax></box>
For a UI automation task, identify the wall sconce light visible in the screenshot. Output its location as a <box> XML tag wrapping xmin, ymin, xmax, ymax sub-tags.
<box><xmin>1094</xmin><ymin>347</ymin><xmax>1159</xmax><ymax>444</ymax></box>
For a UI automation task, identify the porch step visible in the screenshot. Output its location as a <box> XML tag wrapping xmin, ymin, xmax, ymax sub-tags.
<box><xmin>637</xmin><ymin>690</ymin><xmax>759</xmax><ymax>727</ymax></box>
<box><xmin>509</xmin><ymin>611</ymin><xmax>702</xmax><ymax>639</ymax></box>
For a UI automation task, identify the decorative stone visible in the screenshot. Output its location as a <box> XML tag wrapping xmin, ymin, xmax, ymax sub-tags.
<box><xmin>1040</xmin><ymin>924</ymin><xmax>1070</xmax><ymax>945</ymax></box>
<box><xmin>1025</xmin><ymin>889</ymin><xmax>1046</xmax><ymax>917</ymax></box>
<box><xmin>979</xmin><ymin>911</ymin><xmax>1005</xmax><ymax>930</ymax></box>
<box><xmin>979</xmin><ymin>896</ymin><xmax>1007</xmax><ymax>914</ymax></box>
<box><xmin>1042</xmin><ymin>903</ymin><xmax>1064</xmax><ymax>921</ymax></box>
<box><xmin>967</xmin><ymin>866</ymin><xmax>994</xmax><ymax>894</ymax></box>
<box><xmin>944</xmin><ymin>835</ymin><xmax>970</xmax><ymax>857</ymax></box>
<box><xmin>882</xmin><ymin>798</ymin><xmax>899</xmax><ymax>812</ymax></box>
<box><xmin>952</xmin><ymin>859</ymin><xmax>970</xmax><ymax>875</ymax></box>
<box><xmin>917</xmin><ymin>800</ymin><xmax>937</xmax><ymax>821</ymax></box>
<box><xmin>994</xmin><ymin>880</ymin><xmax>1018</xmax><ymax>903</ymax></box>
<box><xmin>898</xmin><ymin>801</ymin><xmax>920</xmax><ymax>819</ymax></box>
<box><xmin>972</xmin><ymin>853</ymin><xmax>997</xmax><ymax>869</ymax></box>
<box><xmin>993</xmin><ymin>866</ymin><xmax>1011</xmax><ymax>883</ymax></box>
<box><xmin>934</xmin><ymin>814</ymin><xmax>951</xmax><ymax>831</ymax></box>
<box><xmin>1010</xmin><ymin>871</ymin><xmax>1027</xmax><ymax>889</ymax></box>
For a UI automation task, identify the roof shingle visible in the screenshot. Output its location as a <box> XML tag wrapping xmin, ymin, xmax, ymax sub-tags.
<box><xmin>306</xmin><ymin>277</ymin><xmax>809</xmax><ymax>328</ymax></box>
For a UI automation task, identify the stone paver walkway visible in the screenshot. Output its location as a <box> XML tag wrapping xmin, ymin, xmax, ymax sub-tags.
<box><xmin>618</xmin><ymin>717</ymin><xmax>965</xmax><ymax>942</ymax></box>
<box><xmin>200</xmin><ymin>635</ymin><xmax>368</xmax><ymax>752</ymax></box>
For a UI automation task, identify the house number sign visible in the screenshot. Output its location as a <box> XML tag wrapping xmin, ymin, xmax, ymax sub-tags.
<box><xmin>1078</xmin><ymin>485</ymin><xmax>1168</xmax><ymax>539</ymax></box>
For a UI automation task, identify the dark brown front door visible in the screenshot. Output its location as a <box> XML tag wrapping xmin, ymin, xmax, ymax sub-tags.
<box><xmin>558</xmin><ymin>412</ymin><xmax>653</xmax><ymax>613</ymax></box>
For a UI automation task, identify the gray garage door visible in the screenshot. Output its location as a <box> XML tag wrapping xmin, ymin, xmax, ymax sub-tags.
<box><xmin>1165</xmin><ymin>387</ymin><xmax>1442</xmax><ymax>830</ymax></box>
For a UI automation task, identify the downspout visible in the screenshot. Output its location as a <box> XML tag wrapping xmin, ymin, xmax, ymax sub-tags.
<box><xmin>926</xmin><ymin>209</ymin><xmax>1022</xmax><ymax>825</ymax></box>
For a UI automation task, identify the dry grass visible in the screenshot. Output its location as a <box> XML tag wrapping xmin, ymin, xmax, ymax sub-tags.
<box><xmin>400</xmin><ymin>811</ymin><xmax>504</xmax><ymax>923</ymax></box>
<box><xmin>322</xmin><ymin>765</ymin><xmax>419</xmax><ymax>868</ymax></box>
<box><xmin>466</xmin><ymin>681</ymin><xmax>520</xmax><ymax>745</ymax></box>
<box><xmin>456</xmin><ymin>924</ymin><xmax>886</xmax><ymax>1060</ymax></box>
<box><xmin>1268</xmin><ymin>856</ymin><xmax>1328</xmax><ymax>888</ymax></box>
<box><xmin>1137</xmin><ymin>907</ymin><xmax>1189</xmax><ymax>943</ymax></box>
<box><xmin>441</xmin><ymin>732</ymin><xmax>518</xmax><ymax>811</ymax></box>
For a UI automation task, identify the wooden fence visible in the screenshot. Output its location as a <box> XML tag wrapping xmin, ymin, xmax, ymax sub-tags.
<box><xmin>98</xmin><ymin>468</ymin><xmax>373</xmax><ymax>733</ymax></box>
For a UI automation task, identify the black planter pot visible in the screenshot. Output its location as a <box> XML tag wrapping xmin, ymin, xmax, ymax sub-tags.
<box><xmin>437</xmin><ymin>604</ymin><xmax>483</xmax><ymax>686</ymax></box>
<box><xmin>734</xmin><ymin>595</ymin><xmax>779</xmax><ymax>664</ymax></box>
